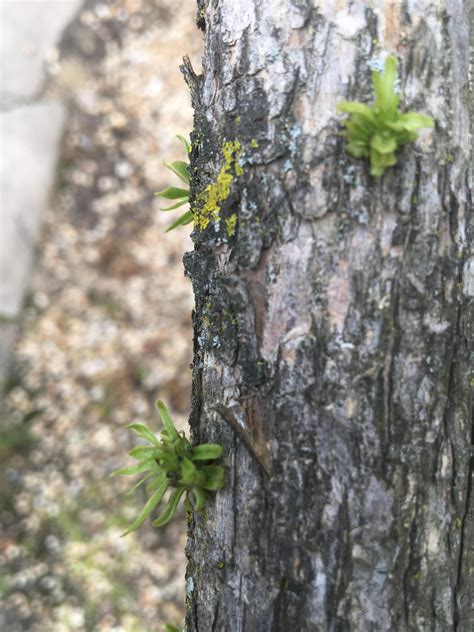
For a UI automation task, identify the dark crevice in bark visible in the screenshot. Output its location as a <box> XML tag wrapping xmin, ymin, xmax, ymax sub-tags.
<box><xmin>453</xmin><ymin>181</ymin><xmax>473</xmax><ymax>629</ymax></box>
<box><xmin>402</xmin><ymin>494</ymin><xmax>420</xmax><ymax>627</ymax></box>
<box><xmin>210</xmin><ymin>597</ymin><xmax>219</xmax><ymax>632</ymax></box>
<box><xmin>231</xmin><ymin>437</ymin><xmax>238</xmax><ymax>564</ymax></box>
<box><xmin>380</xmin><ymin>280</ymin><xmax>400</xmax><ymax>475</ymax></box>
<box><xmin>455</xmin><ymin>462</ymin><xmax>473</xmax><ymax>630</ymax></box>
<box><xmin>326</xmin><ymin>489</ymin><xmax>352</xmax><ymax>629</ymax></box>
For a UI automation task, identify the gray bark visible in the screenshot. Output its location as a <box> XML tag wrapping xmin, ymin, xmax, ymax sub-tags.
<box><xmin>183</xmin><ymin>1</ymin><xmax>473</xmax><ymax>630</ymax></box>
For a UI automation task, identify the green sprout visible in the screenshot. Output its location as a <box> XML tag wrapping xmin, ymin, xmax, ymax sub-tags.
<box><xmin>164</xmin><ymin>625</ymin><xmax>180</xmax><ymax>632</ymax></box>
<box><xmin>156</xmin><ymin>135</ymin><xmax>192</xmax><ymax>232</ymax></box>
<box><xmin>111</xmin><ymin>400</ymin><xmax>225</xmax><ymax>536</ymax></box>
<box><xmin>338</xmin><ymin>55</ymin><xmax>433</xmax><ymax>177</ymax></box>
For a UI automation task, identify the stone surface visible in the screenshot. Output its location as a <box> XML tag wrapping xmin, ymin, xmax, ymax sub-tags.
<box><xmin>0</xmin><ymin>0</ymin><xmax>82</xmax><ymax>386</ymax></box>
<box><xmin>0</xmin><ymin>0</ymin><xmax>82</xmax><ymax>109</ymax></box>
<box><xmin>0</xmin><ymin>100</ymin><xmax>65</xmax><ymax>318</ymax></box>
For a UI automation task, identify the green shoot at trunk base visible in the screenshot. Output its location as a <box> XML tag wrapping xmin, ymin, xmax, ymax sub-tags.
<box><xmin>111</xmin><ymin>400</ymin><xmax>224</xmax><ymax>535</ymax></box>
<box><xmin>338</xmin><ymin>56</ymin><xmax>433</xmax><ymax>177</ymax></box>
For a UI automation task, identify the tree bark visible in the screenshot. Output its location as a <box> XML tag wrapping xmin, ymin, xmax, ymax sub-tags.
<box><xmin>183</xmin><ymin>1</ymin><xmax>473</xmax><ymax>630</ymax></box>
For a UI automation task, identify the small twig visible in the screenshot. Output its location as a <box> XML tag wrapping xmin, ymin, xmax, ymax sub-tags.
<box><xmin>213</xmin><ymin>403</ymin><xmax>271</xmax><ymax>478</ymax></box>
<box><xmin>180</xmin><ymin>55</ymin><xmax>201</xmax><ymax>109</ymax></box>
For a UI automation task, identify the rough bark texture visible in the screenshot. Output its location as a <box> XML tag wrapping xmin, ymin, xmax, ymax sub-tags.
<box><xmin>183</xmin><ymin>1</ymin><xmax>473</xmax><ymax>630</ymax></box>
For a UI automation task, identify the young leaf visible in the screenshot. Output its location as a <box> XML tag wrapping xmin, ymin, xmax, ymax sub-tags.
<box><xmin>129</xmin><ymin>446</ymin><xmax>165</xmax><ymax>461</ymax></box>
<box><xmin>152</xmin><ymin>487</ymin><xmax>186</xmax><ymax>527</ymax></box>
<box><xmin>371</xmin><ymin>134</ymin><xmax>397</xmax><ymax>155</ymax></box>
<box><xmin>176</xmin><ymin>134</ymin><xmax>190</xmax><ymax>154</ymax></box>
<box><xmin>155</xmin><ymin>400</ymin><xmax>180</xmax><ymax>441</ymax></box>
<box><xmin>191</xmin><ymin>444</ymin><xmax>223</xmax><ymax>461</ymax></box>
<box><xmin>165</xmin><ymin>209</ymin><xmax>193</xmax><ymax>233</ymax></box>
<box><xmin>147</xmin><ymin>474</ymin><xmax>168</xmax><ymax>491</ymax></box>
<box><xmin>337</xmin><ymin>101</ymin><xmax>375</xmax><ymax>119</ymax></box>
<box><xmin>126</xmin><ymin>423</ymin><xmax>160</xmax><ymax>447</ymax></box>
<box><xmin>345</xmin><ymin>120</ymin><xmax>371</xmax><ymax>142</ymax></box>
<box><xmin>156</xmin><ymin>186</ymin><xmax>190</xmax><ymax>200</ymax></box>
<box><xmin>179</xmin><ymin>457</ymin><xmax>199</xmax><ymax>486</ymax></box>
<box><xmin>126</xmin><ymin>472</ymin><xmax>156</xmax><ymax>496</ymax></box>
<box><xmin>158</xmin><ymin>198</ymin><xmax>189</xmax><ymax>211</ymax></box>
<box><xmin>202</xmin><ymin>464</ymin><xmax>226</xmax><ymax>490</ymax></box>
<box><xmin>398</xmin><ymin>112</ymin><xmax>433</xmax><ymax>130</ymax></box>
<box><xmin>165</xmin><ymin>160</ymin><xmax>190</xmax><ymax>184</ymax></box>
<box><xmin>121</xmin><ymin>473</ymin><xmax>168</xmax><ymax>536</ymax></box>
<box><xmin>110</xmin><ymin>458</ymin><xmax>158</xmax><ymax>477</ymax></box>
<box><xmin>346</xmin><ymin>142</ymin><xmax>369</xmax><ymax>158</ymax></box>
<box><xmin>191</xmin><ymin>487</ymin><xmax>207</xmax><ymax>511</ymax></box>
<box><xmin>377</xmin><ymin>55</ymin><xmax>399</xmax><ymax>111</ymax></box>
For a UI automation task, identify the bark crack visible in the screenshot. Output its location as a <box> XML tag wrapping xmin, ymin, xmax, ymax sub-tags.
<box><xmin>211</xmin><ymin>596</ymin><xmax>220</xmax><ymax>632</ymax></box>
<box><xmin>455</xmin><ymin>456</ymin><xmax>473</xmax><ymax>630</ymax></box>
<box><xmin>402</xmin><ymin>494</ymin><xmax>420</xmax><ymax>627</ymax></box>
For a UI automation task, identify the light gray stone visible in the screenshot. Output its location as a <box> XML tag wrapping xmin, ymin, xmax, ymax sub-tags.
<box><xmin>0</xmin><ymin>0</ymin><xmax>82</xmax><ymax>109</ymax></box>
<box><xmin>0</xmin><ymin>99</ymin><xmax>65</xmax><ymax>319</ymax></box>
<box><xmin>0</xmin><ymin>1</ymin><xmax>83</xmax><ymax>389</ymax></box>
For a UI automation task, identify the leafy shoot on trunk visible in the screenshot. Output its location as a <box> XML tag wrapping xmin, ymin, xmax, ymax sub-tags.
<box><xmin>338</xmin><ymin>55</ymin><xmax>433</xmax><ymax>177</ymax></box>
<box><xmin>111</xmin><ymin>399</ymin><xmax>225</xmax><ymax>536</ymax></box>
<box><xmin>155</xmin><ymin>135</ymin><xmax>192</xmax><ymax>232</ymax></box>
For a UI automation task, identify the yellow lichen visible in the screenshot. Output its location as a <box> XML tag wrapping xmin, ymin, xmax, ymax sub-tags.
<box><xmin>250</xmin><ymin>138</ymin><xmax>259</xmax><ymax>148</ymax></box>
<box><xmin>194</xmin><ymin>140</ymin><xmax>243</xmax><ymax>231</ymax></box>
<box><xmin>225</xmin><ymin>213</ymin><xmax>237</xmax><ymax>237</ymax></box>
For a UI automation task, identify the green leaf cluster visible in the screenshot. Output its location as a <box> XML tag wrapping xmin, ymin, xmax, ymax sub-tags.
<box><xmin>111</xmin><ymin>400</ymin><xmax>225</xmax><ymax>535</ymax></box>
<box><xmin>155</xmin><ymin>135</ymin><xmax>192</xmax><ymax>232</ymax></box>
<box><xmin>338</xmin><ymin>56</ymin><xmax>433</xmax><ymax>177</ymax></box>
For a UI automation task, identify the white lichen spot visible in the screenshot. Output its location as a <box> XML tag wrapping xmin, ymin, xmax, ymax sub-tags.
<box><xmin>367</xmin><ymin>57</ymin><xmax>385</xmax><ymax>73</ymax></box>
<box><xmin>380</xmin><ymin>214</ymin><xmax>397</xmax><ymax>257</ymax></box>
<box><xmin>321</xmin><ymin>476</ymin><xmax>343</xmax><ymax>529</ymax></box>
<box><xmin>332</xmin><ymin>6</ymin><xmax>366</xmax><ymax>38</ymax></box>
<box><xmin>352</xmin><ymin>543</ymin><xmax>365</xmax><ymax>560</ymax></box>
<box><xmin>186</xmin><ymin>576</ymin><xmax>194</xmax><ymax>596</ymax></box>
<box><xmin>310</xmin><ymin>555</ymin><xmax>327</xmax><ymax>622</ymax></box>
<box><xmin>427</xmin><ymin>528</ymin><xmax>440</xmax><ymax>556</ymax></box>
<box><xmin>463</xmin><ymin>258</ymin><xmax>474</xmax><ymax>297</ymax></box>
<box><xmin>422</xmin><ymin>315</ymin><xmax>450</xmax><ymax>333</ymax></box>
<box><xmin>440</xmin><ymin>447</ymin><xmax>452</xmax><ymax>478</ymax></box>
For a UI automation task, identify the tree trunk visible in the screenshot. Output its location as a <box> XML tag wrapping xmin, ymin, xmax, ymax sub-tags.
<box><xmin>183</xmin><ymin>1</ymin><xmax>473</xmax><ymax>630</ymax></box>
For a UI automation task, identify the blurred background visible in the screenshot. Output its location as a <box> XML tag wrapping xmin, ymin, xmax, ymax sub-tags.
<box><xmin>0</xmin><ymin>1</ymin><xmax>201</xmax><ymax>629</ymax></box>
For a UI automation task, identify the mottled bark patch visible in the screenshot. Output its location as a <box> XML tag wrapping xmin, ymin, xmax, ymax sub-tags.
<box><xmin>185</xmin><ymin>1</ymin><xmax>473</xmax><ymax>631</ymax></box>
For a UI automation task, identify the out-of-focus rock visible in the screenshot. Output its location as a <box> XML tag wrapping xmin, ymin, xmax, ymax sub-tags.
<box><xmin>0</xmin><ymin>0</ymin><xmax>82</xmax><ymax>108</ymax></box>
<box><xmin>0</xmin><ymin>1</ymin><xmax>82</xmax><ymax>388</ymax></box>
